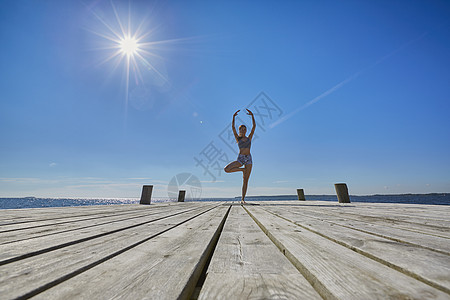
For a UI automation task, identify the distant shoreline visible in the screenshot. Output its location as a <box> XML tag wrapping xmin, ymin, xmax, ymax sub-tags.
<box><xmin>236</xmin><ymin>193</ymin><xmax>448</xmax><ymax>198</ymax></box>
<box><xmin>1</xmin><ymin>193</ymin><xmax>449</xmax><ymax>210</ymax></box>
<box><xmin>0</xmin><ymin>192</ymin><xmax>448</xmax><ymax>200</ymax></box>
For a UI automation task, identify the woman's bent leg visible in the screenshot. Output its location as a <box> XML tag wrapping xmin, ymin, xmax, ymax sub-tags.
<box><xmin>224</xmin><ymin>161</ymin><xmax>244</xmax><ymax>173</ymax></box>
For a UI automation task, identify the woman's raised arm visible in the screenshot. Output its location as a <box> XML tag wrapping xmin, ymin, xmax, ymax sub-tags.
<box><xmin>232</xmin><ymin>110</ymin><xmax>240</xmax><ymax>139</ymax></box>
<box><xmin>246</xmin><ymin>109</ymin><xmax>256</xmax><ymax>140</ymax></box>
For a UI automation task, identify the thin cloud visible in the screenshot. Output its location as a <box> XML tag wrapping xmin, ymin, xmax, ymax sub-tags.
<box><xmin>269</xmin><ymin>31</ymin><xmax>429</xmax><ymax>129</ymax></box>
<box><xmin>200</xmin><ymin>180</ymin><xmax>225</xmax><ymax>183</ymax></box>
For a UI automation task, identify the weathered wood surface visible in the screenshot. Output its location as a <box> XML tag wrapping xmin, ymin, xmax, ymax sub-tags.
<box><xmin>198</xmin><ymin>205</ymin><xmax>321</xmax><ymax>299</ymax></box>
<box><xmin>244</xmin><ymin>205</ymin><xmax>449</xmax><ymax>299</ymax></box>
<box><xmin>33</xmin><ymin>205</ymin><xmax>230</xmax><ymax>300</ymax></box>
<box><xmin>0</xmin><ymin>202</ymin><xmax>223</xmax><ymax>299</ymax></box>
<box><xmin>266</xmin><ymin>202</ymin><xmax>450</xmax><ymax>254</ymax></box>
<box><xmin>0</xmin><ymin>200</ymin><xmax>449</xmax><ymax>299</ymax></box>
<box><xmin>0</xmin><ymin>203</ymin><xmax>200</xmax><ymax>244</ymax></box>
<box><xmin>0</xmin><ymin>203</ymin><xmax>214</xmax><ymax>262</ymax></box>
<box><xmin>258</xmin><ymin>205</ymin><xmax>450</xmax><ymax>294</ymax></box>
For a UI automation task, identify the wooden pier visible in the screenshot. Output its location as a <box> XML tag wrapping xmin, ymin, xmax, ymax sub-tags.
<box><xmin>1</xmin><ymin>201</ymin><xmax>449</xmax><ymax>299</ymax></box>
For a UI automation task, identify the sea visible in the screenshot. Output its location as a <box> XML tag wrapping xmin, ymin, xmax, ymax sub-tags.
<box><xmin>0</xmin><ymin>194</ymin><xmax>449</xmax><ymax>209</ymax></box>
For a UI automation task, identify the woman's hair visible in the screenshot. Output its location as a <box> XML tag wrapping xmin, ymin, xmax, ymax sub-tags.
<box><xmin>237</xmin><ymin>125</ymin><xmax>246</xmax><ymax>140</ymax></box>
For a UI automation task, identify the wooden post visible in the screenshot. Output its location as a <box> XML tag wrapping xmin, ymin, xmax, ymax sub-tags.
<box><xmin>178</xmin><ymin>190</ymin><xmax>186</xmax><ymax>202</ymax></box>
<box><xmin>140</xmin><ymin>185</ymin><xmax>153</xmax><ymax>205</ymax></box>
<box><xmin>334</xmin><ymin>183</ymin><xmax>350</xmax><ymax>203</ymax></box>
<box><xmin>296</xmin><ymin>189</ymin><xmax>305</xmax><ymax>201</ymax></box>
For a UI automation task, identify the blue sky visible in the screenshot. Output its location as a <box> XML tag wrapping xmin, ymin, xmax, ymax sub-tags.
<box><xmin>1</xmin><ymin>0</ymin><xmax>449</xmax><ymax>198</ymax></box>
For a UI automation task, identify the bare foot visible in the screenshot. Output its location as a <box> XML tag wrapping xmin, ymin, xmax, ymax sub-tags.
<box><xmin>240</xmin><ymin>200</ymin><xmax>246</xmax><ymax>204</ymax></box>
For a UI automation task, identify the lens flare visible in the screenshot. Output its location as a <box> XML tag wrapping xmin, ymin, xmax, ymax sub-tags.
<box><xmin>86</xmin><ymin>1</ymin><xmax>200</xmax><ymax>122</ymax></box>
<box><xmin>119</xmin><ymin>36</ymin><xmax>139</xmax><ymax>56</ymax></box>
<box><xmin>85</xmin><ymin>1</ymin><xmax>168</xmax><ymax>119</ymax></box>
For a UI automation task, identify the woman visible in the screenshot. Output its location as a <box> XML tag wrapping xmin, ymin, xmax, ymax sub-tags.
<box><xmin>224</xmin><ymin>109</ymin><xmax>256</xmax><ymax>204</ymax></box>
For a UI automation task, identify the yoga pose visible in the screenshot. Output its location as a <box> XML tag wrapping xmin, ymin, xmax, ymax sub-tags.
<box><xmin>224</xmin><ymin>109</ymin><xmax>256</xmax><ymax>204</ymax></box>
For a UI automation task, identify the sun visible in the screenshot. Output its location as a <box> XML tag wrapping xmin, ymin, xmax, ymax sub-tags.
<box><xmin>119</xmin><ymin>36</ymin><xmax>139</xmax><ymax>56</ymax></box>
<box><xmin>87</xmin><ymin>1</ymin><xmax>186</xmax><ymax>118</ymax></box>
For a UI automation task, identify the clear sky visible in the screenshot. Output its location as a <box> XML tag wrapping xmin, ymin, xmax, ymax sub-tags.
<box><xmin>1</xmin><ymin>0</ymin><xmax>449</xmax><ymax>198</ymax></box>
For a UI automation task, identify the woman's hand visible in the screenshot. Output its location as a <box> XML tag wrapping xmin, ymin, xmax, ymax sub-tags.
<box><xmin>233</xmin><ymin>110</ymin><xmax>240</xmax><ymax>117</ymax></box>
<box><xmin>246</xmin><ymin>109</ymin><xmax>253</xmax><ymax>116</ymax></box>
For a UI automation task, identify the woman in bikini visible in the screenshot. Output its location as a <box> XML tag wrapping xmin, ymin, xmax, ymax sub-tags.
<box><xmin>224</xmin><ymin>109</ymin><xmax>256</xmax><ymax>204</ymax></box>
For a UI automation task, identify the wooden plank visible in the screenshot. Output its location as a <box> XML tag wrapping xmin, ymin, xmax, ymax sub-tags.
<box><xmin>0</xmin><ymin>203</ymin><xmax>215</xmax><ymax>263</ymax></box>
<box><xmin>267</xmin><ymin>205</ymin><xmax>450</xmax><ymax>255</ymax></box>
<box><xmin>308</xmin><ymin>207</ymin><xmax>450</xmax><ymax>239</ymax></box>
<box><xmin>0</xmin><ymin>204</ymin><xmax>198</xmax><ymax>244</ymax></box>
<box><xmin>0</xmin><ymin>209</ymin><xmax>150</xmax><ymax>236</ymax></box>
<box><xmin>317</xmin><ymin>202</ymin><xmax>450</xmax><ymax>221</ymax></box>
<box><xmin>198</xmin><ymin>206</ymin><xmax>321</xmax><ymax>299</ymax></box>
<box><xmin>251</xmin><ymin>201</ymin><xmax>450</xmax><ymax>220</ymax></box>
<box><xmin>347</xmin><ymin>204</ymin><xmax>450</xmax><ymax>220</ymax></box>
<box><xmin>0</xmin><ymin>204</ymin><xmax>224</xmax><ymax>299</ymax></box>
<box><xmin>0</xmin><ymin>203</ymin><xmax>179</xmax><ymax>229</ymax></box>
<box><xmin>302</xmin><ymin>204</ymin><xmax>450</xmax><ymax>231</ymax></box>
<box><xmin>244</xmin><ymin>206</ymin><xmax>450</xmax><ymax>300</ymax></box>
<box><xmin>262</xmin><ymin>205</ymin><xmax>450</xmax><ymax>294</ymax></box>
<box><xmin>0</xmin><ymin>204</ymin><xmax>143</xmax><ymax>224</ymax></box>
<box><xmin>0</xmin><ymin>205</ymin><xmax>134</xmax><ymax>226</ymax></box>
<box><xmin>0</xmin><ymin>208</ymin><xmax>144</xmax><ymax>231</ymax></box>
<box><xmin>279</xmin><ymin>203</ymin><xmax>450</xmax><ymax>239</ymax></box>
<box><xmin>0</xmin><ymin>202</ymin><xmax>188</xmax><ymax>225</ymax></box>
<box><xmin>0</xmin><ymin>202</ymin><xmax>199</xmax><ymax>225</ymax></box>
<box><xmin>29</xmin><ymin>205</ymin><xmax>230</xmax><ymax>300</ymax></box>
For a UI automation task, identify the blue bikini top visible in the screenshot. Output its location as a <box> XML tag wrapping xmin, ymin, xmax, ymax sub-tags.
<box><xmin>238</xmin><ymin>137</ymin><xmax>251</xmax><ymax>149</ymax></box>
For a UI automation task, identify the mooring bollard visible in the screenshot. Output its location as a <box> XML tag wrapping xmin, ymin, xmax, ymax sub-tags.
<box><xmin>334</xmin><ymin>183</ymin><xmax>350</xmax><ymax>203</ymax></box>
<box><xmin>178</xmin><ymin>190</ymin><xmax>186</xmax><ymax>202</ymax></box>
<box><xmin>140</xmin><ymin>185</ymin><xmax>153</xmax><ymax>205</ymax></box>
<box><xmin>297</xmin><ymin>189</ymin><xmax>305</xmax><ymax>201</ymax></box>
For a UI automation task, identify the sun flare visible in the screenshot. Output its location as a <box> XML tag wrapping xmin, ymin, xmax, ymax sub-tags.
<box><xmin>88</xmin><ymin>1</ymin><xmax>188</xmax><ymax>117</ymax></box>
<box><xmin>119</xmin><ymin>36</ymin><xmax>139</xmax><ymax>56</ymax></box>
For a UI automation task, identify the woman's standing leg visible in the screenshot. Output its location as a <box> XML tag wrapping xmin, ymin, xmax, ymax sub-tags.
<box><xmin>241</xmin><ymin>164</ymin><xmax>253</xmax><ymax>203</ymax></box>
